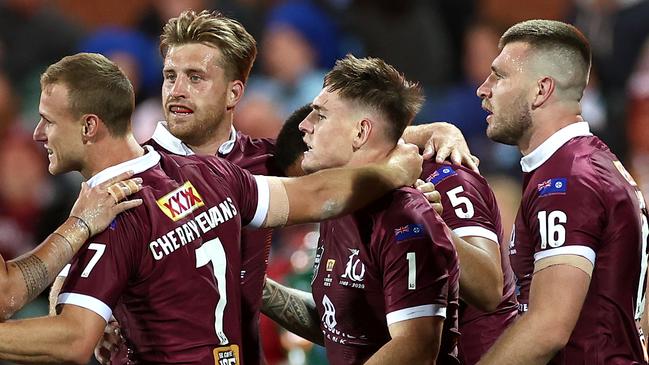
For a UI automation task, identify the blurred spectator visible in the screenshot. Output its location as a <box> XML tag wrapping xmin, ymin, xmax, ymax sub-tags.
<box><xmin>426</xmin><ymin>21</ymin><xmax>500</xmax><ymax>137</ymax></box>
<box><xmin>79</xmin><ymin>27</ymin><xmax>164</xmax><ymax>142</ymax></box>
<box><xmin>0</xmin><ymin>0</ymin><xmax>84</xmax><ymax>124</ymax></box>
<box><xmin>0</xmin><ymin>68</ymin><xmax>76</xmax><ymax>263</ymax></box>
<box><xmin>138</xmin><ymin>0</ymin><xmax>212</xmax><ymax>38</ymax></box>
<box><xmin>137</xmin><ymin>0</ymin><xmax>266</xmax><ymax>42</ymax></box>
<box><xmin>478</xmin><ymin>0</ymin><xmax>572</xmax><ymax>27</ymax></box>
<box><xmin>627</xmin><ymin>36</ymin><xmax>649</xmax><ymax>200</ymax></box>
<box><xmin>53</xmin><ymin>0</ymin><xmax>149</xmax><ymax>29</ymax></box>
<box><xmin>340</xmin><ymin>0</ymin><xmax>455</xmax><ymax>88</ymax></box>
<box><xmin>425</xmin><ymin>21</ymin><xmax>520</xmax><ymax>174</ymax></box>
<box><xmin>574</xmin><ymin>0</ymin><xmax>649</xmax><ymax>160</ymax></box>
<box><xmin>236</xmin><ymin>1</ymin><xmax>340</xmax><ymax>138</ymax></box>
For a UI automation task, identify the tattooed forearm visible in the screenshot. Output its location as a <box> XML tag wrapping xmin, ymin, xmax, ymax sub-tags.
<box><xmin>262</xmin><ymin>278</ymin><xmax>324</xmax><ymax>345</ymax></box>
<box><xmin>13</xmin><ymin>255</ymin><xmax>49</xmax><ymax>302</ymax></box>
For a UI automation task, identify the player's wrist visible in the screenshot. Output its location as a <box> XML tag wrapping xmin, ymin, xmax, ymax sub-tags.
<box><xmin>70</xmin><ymin>215</ymin><xmax>93</xmax><ymax>237</ymax></box>
<box><xmin>54</xmin><ymin>217</ymin><xmax>92</xmax><ymax>252</ymax></box>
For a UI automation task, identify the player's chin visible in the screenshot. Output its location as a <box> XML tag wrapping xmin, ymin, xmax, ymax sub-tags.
<box><xmin>486</xmin><ymin>124</ymin><xmax>500</xmax><ymax>140</ymax></box>
<box><xmin>48</xmin><ymin>162</ymin><xmax>67</xmax><ymax>176</ymax></box>
<box><xmin>301</xmin><ymin>157</ymin><xmax>320</xmax><ymax>174</ymax></box>
<box><xmin>167</xmin><ymin>120</ymin><xmax>195</xmax><ymax>139</ymax></box>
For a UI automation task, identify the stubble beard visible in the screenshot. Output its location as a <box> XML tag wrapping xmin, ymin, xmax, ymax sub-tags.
<box><xmin>487</xmin><ymin>96</ymin><xmax>532</xmax><ymax>146</ymax></box>
<box><xmin>166</xmin><ymin>108</ymin><xmax>225</xmax><ymax>148</ymax></box>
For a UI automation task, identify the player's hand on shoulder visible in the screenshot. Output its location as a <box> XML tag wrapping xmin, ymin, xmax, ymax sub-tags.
<box><xmin>70</xmin><ymin>171</ymin><xmax>144</xmax><ymax>236</ymax></box>
<box><xmin>415</xmin><ymin>179</ymin><xmax>443</xmax><ymax>215</ymax></box>
<box><xmin>386</xmin><ymin>140</ymin><xmax>423</xmax><ymax>187</ymax></box>
<box><xmin>422</xmin><ymin>122</ymin><xmax>479</xmax><ymax>173</ymax></box>
<box><xmin>94</xmin><ymin>318</ymin><xmax>124</xmax><ymax>364</ymax></box>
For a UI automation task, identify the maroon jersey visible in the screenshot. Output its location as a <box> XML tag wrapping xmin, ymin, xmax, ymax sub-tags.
<box><xmin>58</xmin><ymin>147</ymin><xmax>270</xmax><ymax>364</ymax></box>
<box><xmin>310</xmin><ymin>187</ymin><xmax>460</xmax><ymax>365</ymax></box>
<box><xmin>511</xmin><ymin>122</ymin><xmax>648</xmax><ymax>364</ymax></box>
<box><xmin>148</xmin><ymin>122</ymin><xmax>282</xmax><ymax>364</ymax></box>
<box><xmin>424</xmin><ymin>161</ymin><xmax>518</xmax><ymax>365</ymax></box>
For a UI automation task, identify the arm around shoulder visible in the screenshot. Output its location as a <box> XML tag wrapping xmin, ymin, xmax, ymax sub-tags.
<box><xmin>263</xmin><ymin>143</ymin><xmax>422</xmax><ymax>227</ymax></box>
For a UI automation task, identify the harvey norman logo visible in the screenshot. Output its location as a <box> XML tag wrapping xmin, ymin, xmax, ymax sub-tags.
<box><xmin>157</xmin><ymin>181</ymin><xmax>205</xmax><ymax>221</ymax></box>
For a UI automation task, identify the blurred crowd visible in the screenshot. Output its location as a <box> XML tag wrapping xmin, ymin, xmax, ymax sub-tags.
<box><xmin>1</xmin><ymin>0</ymin><xmax>648</xmax><ymax>364</ymax></box>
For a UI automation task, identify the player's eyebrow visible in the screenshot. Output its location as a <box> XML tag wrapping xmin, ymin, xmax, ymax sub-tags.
<box><xmin>491</xmin><ymin>65</ymin><xmax>506</xmax><ymax>76</ymax></box>
<box><xmin>311</xmin><ymin>104</ymin><xmax>328</xmax><ymax>113</ymax></box>
<box><xmin>39</xmin><ymin>112</ymin><xmax>53</xmax><ymax>123</ymax></box>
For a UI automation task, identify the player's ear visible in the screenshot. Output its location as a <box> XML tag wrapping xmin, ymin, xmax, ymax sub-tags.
<box><xmin>81</xmin><ymin>114</ymin><xmax>100</xmax><ymax>140</ymax></box>
<box><xmin>532</xmin><ymin>76</ymin><xmax>554</xmax><ymax>109</ymax></box>
<box><xmin>226</xmin><ymin>80</ymin><xmax>245</xmax><ymax>109</ymax></box>
<box><xmin>352</xmin><ymin>118</ymin><xmax>372</xmax><ymax>151</ymax></box>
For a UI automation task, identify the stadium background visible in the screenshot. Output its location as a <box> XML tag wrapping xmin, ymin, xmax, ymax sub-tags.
<box><xmin>1</xmin><ymin>0</ymin><xmax>648</xmax><ymax>364</ymax></box>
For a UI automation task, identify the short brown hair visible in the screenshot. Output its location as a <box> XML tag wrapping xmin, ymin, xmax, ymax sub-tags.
<box><xmin>40</xmin><ymin>53</ymin><xmax>134</xmax><ymax>136</ymax></box>
<box><xmin>500</xmin><ymin>19</ymin><xmax>591</xmax><ymax>76</ymax></box>
<box><xmin>324</xmin><ymin>54</ymin><xmax>424</xmax><ymax>142</ymax></box>
<box><xmin>160</xmin><ymin>10</ymin><xmax>257</xmax><ymax>83</ymax></box>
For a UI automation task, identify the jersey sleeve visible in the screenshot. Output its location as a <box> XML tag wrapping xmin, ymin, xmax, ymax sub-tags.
<box><xmin>203</xmin><ymin>156</ymin><xmax>269</xmax><ymax>229</ymax></box>
<box><xmin>57</xmin><ymin>211</ymin><xmax>144</xmax><ymax>322</ymax></box>
<box><xmin>425</xmin><ymin>165</ymin><xmax>499</xmax><ymax>243</ymax></box>
<box><xmin>379</xmin><ymin>192</ymin><xmax>455</xmax><ymax>326</ymax></box>
<box><xmin>526</xmin><ymin>172</ymin><xmax>605</xmax><ymax>267</ymax></box>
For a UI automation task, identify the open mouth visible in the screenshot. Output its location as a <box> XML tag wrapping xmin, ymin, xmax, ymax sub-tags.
<box><xmin>44</xmin><ymin>145</ymin><xmax>53</xmax><ymax>156</ymax></box>
<box><xmin>481</xmin><ymin>103</ymin><xmax>493</xmax><ymax>115</ymax></box>
<box><xmin>303</xmin><ymin>140</ymin><xmax>313</xmax><ymax>153</ymax></box>
<box><xmin>168</xmin><ymin>104</ymin><xmax>194</xmax><ymax>115</ymax></box>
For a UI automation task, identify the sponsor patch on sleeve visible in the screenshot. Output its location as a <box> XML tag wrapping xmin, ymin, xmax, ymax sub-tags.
<box><xmin>394</xmin><ymin>224</ymin><xmax>426</xmax><ymax>242</ymax></box>
<box><xmin>426</xmin><ymin>166</ymin><xmax>457</xmax><ymax>185</ymax></box>
<box><xmin>537</xmin><ymin>178</ymin><xmax>567</xmax><ymax>197</ymax></box>
<box><xmin>157</xmin><ymin>181</ymin><xmax>205</xmax><ymax>221</ymax></box>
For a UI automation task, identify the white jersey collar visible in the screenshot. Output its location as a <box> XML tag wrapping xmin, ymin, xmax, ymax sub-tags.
<box><xmin>87</xmin><ymin>145</ymin><xmax>161</xmax><ymax>187</ymax></box>
<box><xmin>151</xmin><ymin>121</ymin><xmax>237</xmax><ymax>156</ymax></box>
<box><xmin>520</xmin><ymin>122</ymin><xmax>592</xmax><ymax>172</ymax></box>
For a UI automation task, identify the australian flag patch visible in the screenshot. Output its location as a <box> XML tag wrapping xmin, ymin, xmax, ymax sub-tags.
<box><xmin>394</xmin><ymin>224</ymin><xmax>426</xmax><ymax>242</ymax></box>
<box><xmin>537</xmin><ymin>178</ymin><xmax>567</xmax><ymax>196</ymax></box>
<box><xmin>426</xmin><ymin>166</ymin><xmax>457</xmax><ymax>185</ymax></box>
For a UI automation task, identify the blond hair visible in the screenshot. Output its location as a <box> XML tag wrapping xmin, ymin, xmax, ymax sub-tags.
<box><xmin>160</xmin><ymin>10</ymin><xmax>257</xmax><ymax>83</ymax></box>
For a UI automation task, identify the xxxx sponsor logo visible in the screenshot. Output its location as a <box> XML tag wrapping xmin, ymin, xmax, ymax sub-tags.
<box><xmin>157</xmin><ymin>181</ymin><xmax>205</xmax><ymax>221</ymax></box>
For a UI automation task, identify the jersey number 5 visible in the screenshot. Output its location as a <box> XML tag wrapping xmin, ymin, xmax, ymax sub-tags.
<box><xmin>447</xmin><ymin>186</ymin><xmax>474</xmax><ymax>219</ymax></box>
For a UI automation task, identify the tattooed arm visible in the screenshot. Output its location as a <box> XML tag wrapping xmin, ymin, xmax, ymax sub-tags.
<box><xmin>0</xmin><ymin>172</ymin><xmax>142</xmax><ymax>321</ymax></box>
<box><xmin>261</xmin><ymin>278</ymin><xmax>324</xmax><ymax>345</ymax></box>
<box><xmin>0</xmin><ymin>218</ymin><xmax>89</xmax><ymax>321</ymax></box>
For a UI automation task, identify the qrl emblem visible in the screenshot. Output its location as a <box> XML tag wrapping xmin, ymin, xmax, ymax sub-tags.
<box><xmin>341</xmin><ymin>248</ymin><xmax>365</xmax><ymax>282</ymax></box>
<box><xmin>157</xmin><ymin>181</ymin><xmax>205</xmax><ymax>221</ymax></box>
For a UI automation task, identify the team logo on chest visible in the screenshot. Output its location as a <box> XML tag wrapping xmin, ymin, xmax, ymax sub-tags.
<box><xmin>157</xmin><ymin>181</ymin><xmax>205</xmax><ymax>221</ymax></box>
<box><xmin>339</xmin><ymin>248</ymin><xmax>366</xmax><ymax>288</ymax></box>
